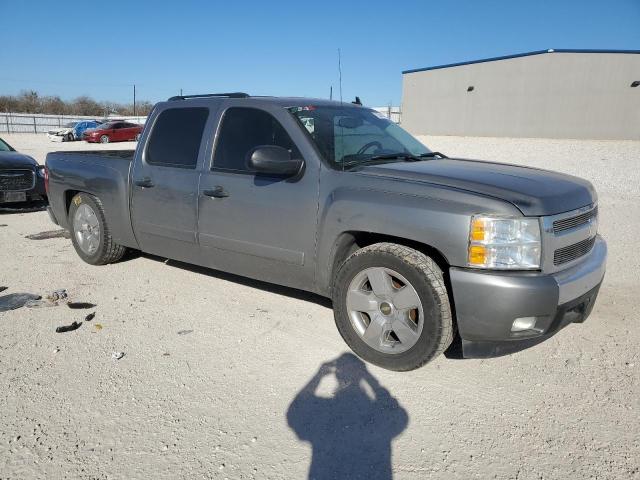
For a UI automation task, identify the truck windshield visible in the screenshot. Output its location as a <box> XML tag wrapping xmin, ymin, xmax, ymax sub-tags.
<box><xmin>0</xmin><ymin>138</ymin><xmax>13</xmax><ymax>151</ymax></box>
<box><xmin>288</xmin><ymin>105</ymin><xmax>431</xmax><ymax>169</ymax></box>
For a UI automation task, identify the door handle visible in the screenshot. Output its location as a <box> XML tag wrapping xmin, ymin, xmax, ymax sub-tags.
<box><xmin>134</xmin><ymin>177</ymin><xmax>154</xmax><ymax>188</ymax></box>
<box><xmin>203</xmin><ymin>186</ymin><xmax>230</xmax><ymax>198</ymax></box>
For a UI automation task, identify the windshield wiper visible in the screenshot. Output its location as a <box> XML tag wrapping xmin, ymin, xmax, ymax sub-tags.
<box><xmin>341</xmin><ymin>152</ymin><xmax>444</xmax><ymax>170</ymax></box>
<box><xmin>419</xmin><ymin>151</ymin><xmax>448</xmax><ymax>158</ymax></box>
<box><xmin>340</xmin><ymin>154</ymin><xmax>420</xmax><ymax>170</ymax></box>
<box><xmin>368</xmin><ymin>153</ymin><xmax>423</xmax><ymax>162</ymax></box>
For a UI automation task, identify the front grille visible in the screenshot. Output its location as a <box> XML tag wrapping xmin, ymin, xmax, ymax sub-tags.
<box><xmin>553</xmin><ymin>207</ymin><xmax>597</xmax><ymax>233</ymax></box>
<box><xmin>553</xmin><ymin>236</ymin><xmax>596</xmax><ymax>266</ymax></box>
<box><xmin>0</xmin><ymin>170</ymin><xmax>35</xmax><ymax>191</ymax></box>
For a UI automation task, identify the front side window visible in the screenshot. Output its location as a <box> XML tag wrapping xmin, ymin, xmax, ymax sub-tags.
<box><xmin>146</xmin><ymin>107</ymin><xmax>209</xmax><ymax>169</ymax></box>
<box><xmin>289</xmin><ymin>105</ymin><xmax>431</xmax><ymax>169</ymax></box>
<box><xmin>213</xmin><ymin>107</ymin><xmax>300</xmax><ymax>172</ymax></box>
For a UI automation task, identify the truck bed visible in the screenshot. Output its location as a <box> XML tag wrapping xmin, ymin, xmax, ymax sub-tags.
<box><xmin>45</xmin><ymin>149</ymin><xmax>138</xmax><ymax>249</ymax></box>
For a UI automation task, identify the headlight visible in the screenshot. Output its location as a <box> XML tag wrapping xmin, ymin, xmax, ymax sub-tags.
<box><xmin>468</xmin><ymin>215</ymin><xmax>541</xmax><ymax>269</ymax></box>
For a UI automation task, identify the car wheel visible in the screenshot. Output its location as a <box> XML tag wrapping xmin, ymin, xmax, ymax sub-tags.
<box><xmin>100</xmin><ymin>135</ymin><xmax>110</xmax><ymax>143</ymax></box>
<box><xmin>68</xmin><ymin>193</ymin><xmax>126</xmax><ymax>265</ymax></box>
<box><xmin>332</xmin><ymin>242</ymin><xmax>454</xmax><ymax>371</ymax></box>
<box><xmin>135</xmin><ymin>133</ymin><xmax>141</xmax><ymax>141</ymax></box>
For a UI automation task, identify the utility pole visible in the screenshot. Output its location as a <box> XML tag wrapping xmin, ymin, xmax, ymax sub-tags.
<box><xmin>133</xmin><ymin>84</ymin><xmax>136</xmax><ymax>116</ymax></box>
<box><xmin>330</xmin><ymin>86</ymin><xmax>333</xmax><ymax>100</ymax></box>
<box><xmin>180</xmin><ymin>88</ymin><xmax>183</xmax><ymax>96</ymax></box>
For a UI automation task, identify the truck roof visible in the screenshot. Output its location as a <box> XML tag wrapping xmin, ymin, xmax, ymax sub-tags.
<box><xmin>164</xmin><ymin>93</ymin><xmax>364</xmax><ymax>109</ymax></box>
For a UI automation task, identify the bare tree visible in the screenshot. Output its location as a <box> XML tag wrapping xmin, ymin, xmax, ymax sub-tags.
<box><xmin>0</xmin><ymin>91</ymin><xmax>153</xmax><ymax>116</ymax></box>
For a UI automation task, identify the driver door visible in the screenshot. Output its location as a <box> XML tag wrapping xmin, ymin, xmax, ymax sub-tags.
<box><xmin>196</xmin><ymin>103</ymin><xmax>320</xmax><ymax>289</ymax></box>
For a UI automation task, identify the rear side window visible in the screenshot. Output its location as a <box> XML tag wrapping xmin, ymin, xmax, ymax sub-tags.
<box><xmin>147</xmin><ymin>107</ymin><xmax>209</xmax><ymax>169</ymax></box>
<box><xmin>213</xmin><ymin>107</ymin><xmax>300</xmax><ymax>172</ymax></box>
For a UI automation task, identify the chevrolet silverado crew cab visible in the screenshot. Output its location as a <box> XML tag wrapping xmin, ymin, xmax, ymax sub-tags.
<box><xmin>45</xmin><ymin>92</ymin><xmax>606</xmax><ymax>371</ymax></box>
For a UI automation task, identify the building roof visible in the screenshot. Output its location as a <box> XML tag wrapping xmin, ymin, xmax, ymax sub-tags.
<box><xmin>402</xmin><ymin>49</ymin><xmax>640</xmax><ymax>75</ymax></box>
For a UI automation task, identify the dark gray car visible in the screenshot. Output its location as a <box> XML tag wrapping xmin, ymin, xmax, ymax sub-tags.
<box><xmin>0</xmin><ymin>137</ymin><xmax>47</xmax><ymax>207</ymax></box>
<box><xmin>44</xmin><ymin>93</ymin><xmax>606</xmax><ymax>371</ymax></box>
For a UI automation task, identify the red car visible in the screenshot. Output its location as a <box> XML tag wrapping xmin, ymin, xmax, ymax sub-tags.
<box><xmin>83</xmin><ymin>121</ymin><xmax>143</xmax><ymax>143</ymax></box>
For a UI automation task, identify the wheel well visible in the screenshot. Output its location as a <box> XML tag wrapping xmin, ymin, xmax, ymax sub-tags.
<box><xmin>330</xmin><ymin>231</ymin><xmax>450</xmax><ymax>281</ymax></box>
<box><xmin>64</xmin><ymin>190</ymin><xmax>81</xmax><ymax>217</ymax></box>
<box><xmin>328</xmin><ymin>231</ymin><xmax>458</xmax><ymax>333</ymax></box>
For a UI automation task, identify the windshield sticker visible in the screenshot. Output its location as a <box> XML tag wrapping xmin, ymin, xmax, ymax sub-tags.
<box><xmin>300</xmin><ymin>117</ymin><xmax>315</xmax><ymax>134</ymax></box>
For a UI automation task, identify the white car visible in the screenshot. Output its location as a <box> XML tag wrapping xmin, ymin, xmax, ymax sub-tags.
<box><xmin>46</xmin><ymin>120</ymin><xmax>101</xmax><ymax>142</ymax></box>
<box><xmin>47</xmin><ymin>122</ymin><xmax>78</xmax><ymax>142</ymax></box>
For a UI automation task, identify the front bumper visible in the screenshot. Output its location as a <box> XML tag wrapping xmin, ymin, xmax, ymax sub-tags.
<box><xmin>449</xmin><ymin>235</ymin><xmax>606</xmax><ymax>358</ymax></box>
<box><xmin>46</xmin><ymin>133</ymin><xmax>66</xmax><ymax>142</ymax></box>
<box><xmin>0</xmin><ymin>170</ymin><xmax>47</xmax><ymax>206</ymax></box>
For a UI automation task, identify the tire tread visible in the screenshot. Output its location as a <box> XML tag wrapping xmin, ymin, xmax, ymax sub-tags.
<box><xmin>333</xmin><ymin>242</ymin><xmax>454</xmax><ymax>371</ymax></box>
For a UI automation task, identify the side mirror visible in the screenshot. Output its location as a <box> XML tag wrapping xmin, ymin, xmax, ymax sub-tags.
<box><xmin>247</xmin><ymin>145</ymin><xmax>303</xmax><ymax>177</ymax></box>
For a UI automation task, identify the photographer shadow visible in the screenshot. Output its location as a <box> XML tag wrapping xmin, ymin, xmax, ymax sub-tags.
<box><xmin>287</xmin><ymin>353</ymin><xmax>408</xmax><ymax>480</ymax></box>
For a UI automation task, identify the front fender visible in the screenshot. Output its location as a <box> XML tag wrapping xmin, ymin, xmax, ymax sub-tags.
<box><xmin>315</xmin><ymin>183</ymin><xmax>521</xmax><ymax>294</ymax></box>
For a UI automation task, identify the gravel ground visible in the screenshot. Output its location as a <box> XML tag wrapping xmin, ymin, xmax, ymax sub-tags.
<box><xmin>1</xmin><ymin>133</ymin><xmax>639</xmax><ymax>479</ymax></box>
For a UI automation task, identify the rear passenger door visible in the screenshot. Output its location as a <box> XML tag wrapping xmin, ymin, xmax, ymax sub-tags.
<box><xmin>130</xmin><ymin>106</ymin><xmax>210</xmax><ymax>263</ymax></box>
<box><xmin>196</xmin><ymin>103</ymin><xmax>320</xmax><ymax>290</ymax></box>
<box><xmin>122</xmin><ymin>122</ymin><xmax>138</xmax><ymax>141</ymax></box>
<box><xmin>110</xmin><ymin>122</ymin><xmax>125</xmax><ymax>141</ymax></box>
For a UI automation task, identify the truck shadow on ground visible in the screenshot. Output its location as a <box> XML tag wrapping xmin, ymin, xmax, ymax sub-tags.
<box><xmin>140</xmin><ymin>253</ymin><xmax>333</xmax><ymax>308</ymax></box>
<box><xmin>139</xmin><ymin>253</ymin><xmax>465</xmax><ymax>357</ymax></box>
<box><xmin>287</xmin><ymin>353</ymin><xmax>408</xmax><ymax>480</ymax></box>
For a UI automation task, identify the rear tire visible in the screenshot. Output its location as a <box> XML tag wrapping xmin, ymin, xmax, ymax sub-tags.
<box><xmin>332</xmin><ymin>242</ymin><xmax>453</xmax><ymax>371</ymax></box>
<box><xmin>68</xmin><ymin>193</ymin><xmax>126</xmax><ymax>265</ymax></box>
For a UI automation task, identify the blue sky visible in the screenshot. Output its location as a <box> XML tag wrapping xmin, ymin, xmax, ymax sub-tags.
<box><xmin>1</xmin><ymin>0</ymin><xmax>638</xmax><ymax>106</ymax></box>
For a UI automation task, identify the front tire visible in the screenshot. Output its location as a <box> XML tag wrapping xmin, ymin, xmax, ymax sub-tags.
<box><xmin>332</xmin><ymin>243</ymin><xmax>453</xmax><ymax>371</ymax></box>
<box><xmin>68</xmin><ymin>193</ymin><xmax>126</xmax><ymax>265</ymax></box>
<box><xmin>100</xmin><ymin>135</ymin><xmax>110</xmax><ymax>143</ymax></box>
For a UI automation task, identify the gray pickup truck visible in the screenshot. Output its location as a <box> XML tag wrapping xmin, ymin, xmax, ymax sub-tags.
<box><xmin>45</xmin><ymin>93</ymin><xmax>606</xmax><ymax>371</ymax></box>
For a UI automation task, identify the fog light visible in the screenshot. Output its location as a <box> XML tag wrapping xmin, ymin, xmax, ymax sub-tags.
<box><xmin>511</xmin><ymin>316</ymin><xmax>537</xmax><ymax>332</ymax></box>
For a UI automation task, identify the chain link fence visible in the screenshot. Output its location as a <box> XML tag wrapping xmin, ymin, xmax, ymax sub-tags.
<box><xmin>0</xmin><ymin>113</ymin><xmax>147</xmax><ymax>134</ymax></box>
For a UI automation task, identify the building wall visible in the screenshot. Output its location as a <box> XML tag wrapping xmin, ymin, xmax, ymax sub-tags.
<box><xmin>401</xmin><ymin>52</ymin><xmax>640</xmax><ymax>140</ymax></box>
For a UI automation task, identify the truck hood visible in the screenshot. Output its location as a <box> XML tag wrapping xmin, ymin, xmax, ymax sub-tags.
<box><xmin>0</xmin><ymin>151</ymin><xmax>38</xmax><ymax>169</ymax></box>
<box><xmin>356</xmin><ymin>158</ymin><xmax>596</xmax><ymax>216</ymax></box>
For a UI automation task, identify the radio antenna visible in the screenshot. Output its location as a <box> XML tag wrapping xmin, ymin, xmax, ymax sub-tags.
<box><xmin>338</xmin><ymin>48</ymin><xmax>343</xmax><ymax>104</ymax></box>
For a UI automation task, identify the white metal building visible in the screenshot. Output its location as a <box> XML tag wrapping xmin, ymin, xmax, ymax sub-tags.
<box><xmin>401</xmin><ymin>49</ymin><xmax>640</xmax><ymax>140</ymax></box>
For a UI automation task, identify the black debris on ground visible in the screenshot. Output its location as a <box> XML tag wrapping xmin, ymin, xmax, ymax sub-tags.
<box><xmin>67</xmin><ymin>302</ymin><xmax>97</xmax><ymax>309</ymax></box>
<box><xmin>177</xmin><ymin>330</ymin><xmax>193</xmax><ymax>336</ymax></box>
<box><xmin>55</xmin><ymin>321</ymin><xmax>82</xmax><ymax>333</ymax></box>
<box><xmin>84</xmin><ymin>312</ymin><xmax>96</xmax><ymax>322</ymax></box>
<box><xmin>0</xmin><ymin>287</ymin><xmax>7</xmax><ymax>293</ymax></box>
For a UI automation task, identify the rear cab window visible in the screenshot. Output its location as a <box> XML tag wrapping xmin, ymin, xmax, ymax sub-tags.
<box><xmin>146</xmin><ymin>107</ymin><xmax>209</xmax><ymax>169</ymax></box>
